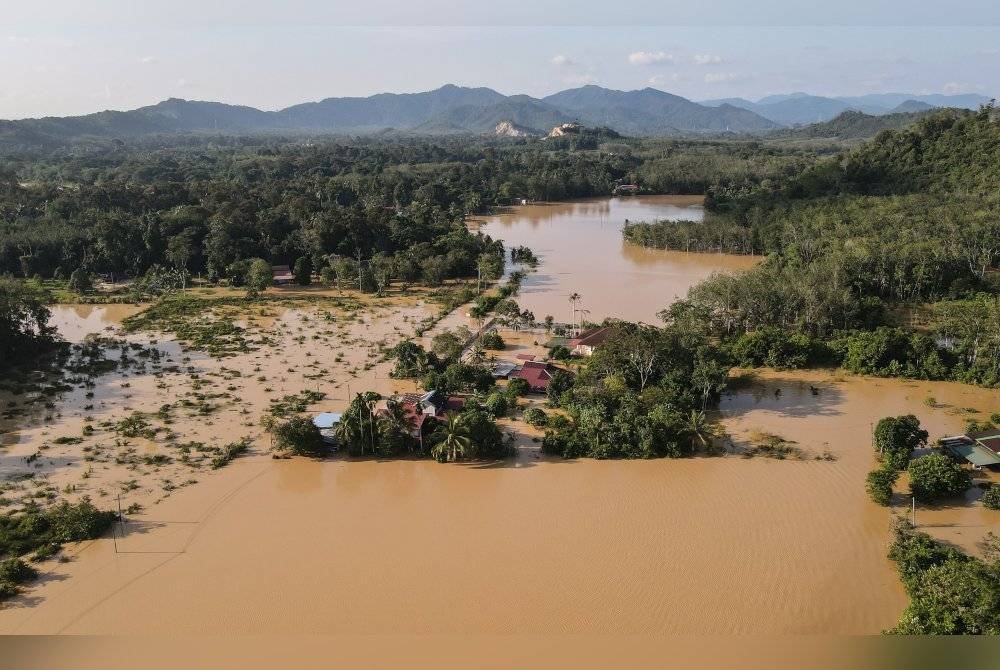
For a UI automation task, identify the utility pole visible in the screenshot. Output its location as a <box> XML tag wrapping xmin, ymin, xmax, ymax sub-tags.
<box><xmin>911</xmin><ymin>497</ymin><xmax>916</xmax><ymax>526</ymax></box>
<box><xmin>356</xmin><ymin>249</ymin><xmax>364</xmax><ymax>293</ymax></box>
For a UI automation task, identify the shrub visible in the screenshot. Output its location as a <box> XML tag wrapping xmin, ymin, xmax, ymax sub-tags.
<box><xmin>981</xmin><ymin>485</ymin><xmax>1000</xmax><ymax>510</ymax></box>
<box><xmin>480</xmin><ymin>330</ymin><xmax>505</xmax><ymax>350</ymax></box>
<box><xmin>865</xmin><ymin>467</ymin><xmax>898</xmax><ymax>506</ymax></box>
<box><xmin>522</xmin><ymin>407</ymin><xmax>548</xmax><ymax>428</ymax></box>
<box><xmin>907</xmin><ymin>454</ymin><xmax>971</xmax><ymax>503</ymax></box>
<box><xmin>272</xmin><ymin>416</ymin><xmax>325</xmax><ymax>457</ymax></box>
<box><xmin>546</xmin><ymin>370</ymin><xmax>574</xmax><ymax>406</ymax></box>
<box><xmin>506</xmin><ymin>377</ymin><xmax>530</xmax><ymax>397</ymax></box>
<box><xmin>484</xmin><ymin>392</ymin><xmax>509</xmax><ymax>418</ymax></box>
<box><xmin>0</xmin><ymin>558</ymin><xmax>37</xmax><ymax>585</ymax></box>
<box><xmin>548</xmin><ymin>345</ymin><xmax>571</xmax><ymax>361</ymax></box>
<box><xmin>68</xmin><ymin>268</ymin><xmax>93</xmax><ymax>294</ymax></box>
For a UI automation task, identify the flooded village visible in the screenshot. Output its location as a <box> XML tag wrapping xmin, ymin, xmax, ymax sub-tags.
<box><xmin>1</xmin><ymin>196</ymin><xmax>997</xmax><ymax>635</ymax></box>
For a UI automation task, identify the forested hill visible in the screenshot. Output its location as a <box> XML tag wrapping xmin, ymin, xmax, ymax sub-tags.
<box><xmin>766</xmin><ymin>108</ymin><xmax>943</xmax><ymax>141</ymax></box>
<box><xmin>0</xmin><ymin>85</ymin><xmax>779</xmax><ymax>152</ymax></box>
<box><xmin>626</xmin><ymin>106</ymin><xmax>1000</xmax><ymax>386</ymax></box>
<box><xmin>715</xmin><ymin>106</ymin><xmax>999</xmax><ymax>207</ymax></box>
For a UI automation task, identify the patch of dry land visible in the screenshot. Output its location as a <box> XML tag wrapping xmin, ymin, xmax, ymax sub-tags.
<box><xmin>1</xmin><ymin>288</ymin><xmax>998</xmax><ymax>635</ymax></box>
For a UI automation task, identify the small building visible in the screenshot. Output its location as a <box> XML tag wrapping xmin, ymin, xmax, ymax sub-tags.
<box><xmin>312</xmin><ymin>412</ymin><xmax>342</xmax><ymax>446</ymax></box>
<box><xmin>569</xmin><ymin>326</ymin><xmax>613</xmax><ymax>357</ymax></box>
<box><xmin>491</xmin><ymin>362</ymin><xmax>519</xmax><ymax>379</ymax></box>
<box><xmin>613</xmin><ymin>184</ymin><xmax>640</xmax><ymax>196</ymax></box>
<box><xmin>515</xmin><ymin>353</ymin><xmax>536</xmax><ymax>361</ymax></box>
<box><xmin>272</xmin><ymin>264</ymin><xmax>294</xmax><ymax>284</ymax></box>
<box><xmin>510</xmin><ymin>361</ymin><xmax>559</xmax><ymax>393</ymax></box>
<box><xmin>940</xmin><ymin>432</ymin><xmax>1000</xmax><ymax>468</ymax></box>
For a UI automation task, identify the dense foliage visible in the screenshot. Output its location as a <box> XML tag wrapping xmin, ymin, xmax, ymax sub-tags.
<box><xmin>0</xmin><ymin>277</ymin><xmax>58</xmax><ymax>367</ymax></box>
<box><xmin>629</xmin><ymin>108</ymin><xmax>1000</xmax><ymax>386</ymax></box>
<box><xmin>888</xmin><ymin>520</ymin><xmax>1000</xmax><ymax>634</ymax></box>
<box><xmin>0</xmin><ymin>499</ymin><xmax>116</xmax><ymax>561</ymax></box>
<box><xmin>907</xmin><ymin>454</ymin><xmax>972</xmax><ymax>503</ymax></box>
<box><xmin>541</xmin><ymin>322</ymin><xmax>729</xmax><ymax>459</ymax></box>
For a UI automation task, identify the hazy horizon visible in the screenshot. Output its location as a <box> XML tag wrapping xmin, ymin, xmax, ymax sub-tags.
<box><xmin>3</xmin><ymin>2</ymin><xmax>1000</xmax><ymax>119</ymax></box>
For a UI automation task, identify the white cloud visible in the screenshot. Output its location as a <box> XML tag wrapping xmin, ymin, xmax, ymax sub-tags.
<box><xmin>693</xmin><ymin>53</ymin><xmax>724</xmax><ymax>66</ymax></box>
<box><xmin>563</xmin><ymin>73</ymin><xmax>597</xmax><ymax>87</ymax></box>
<box><xmin>176</xmin><ymin>78</ymin><xmax>188</xmax><ymax>88</ymax></box>
<box><xmin>704</xmin><ymin>72</ymin><xmax>739</xmax><ymax>84</ymax></box>
<box><xmin>648</xmin><ymin>73</ymin><xmax>684</xmax><ymax>87</ymax></box>
<box><xmin>550</xmin><ymin>54</ymin><xmax>576</xmax><ymax>68</ymax></box>
<box><xmin>139</xmin><ymin>56</ymin><xmax>157</xmax><ymax>64</ymax></box>
<box><xmin>628</xmin><ymin>51</ymin><xmax>673</xmax><ymax>66</ymax></box>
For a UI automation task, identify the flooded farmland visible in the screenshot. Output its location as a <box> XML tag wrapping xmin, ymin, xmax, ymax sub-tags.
<box><xmin>1</xmin><ymin>201</ymin><xmax>998</xmax><ymax>635</ymax></box>
<box><xmin>470</xmin><ymin>196</ymin><xmax>759</xmax><ymax>323</ymax></box>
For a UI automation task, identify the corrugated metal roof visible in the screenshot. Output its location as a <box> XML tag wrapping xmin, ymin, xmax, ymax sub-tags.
<box><xmin>944</xmin><ymin>441</ymin><xmax>1000</xmax><ymax>467</ymax></box>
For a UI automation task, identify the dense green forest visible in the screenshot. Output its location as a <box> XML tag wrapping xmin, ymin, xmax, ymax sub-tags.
<box><xmin>625</xmin><ymin>108</ymin><xmax>1000</xmax><ymax>386</ymax></box>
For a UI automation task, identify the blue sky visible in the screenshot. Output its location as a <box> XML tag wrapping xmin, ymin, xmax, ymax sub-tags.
<box><xmin>2</xmin><ymin>2</ymin><xmax>999</xmax><ymax>119</ymax></box>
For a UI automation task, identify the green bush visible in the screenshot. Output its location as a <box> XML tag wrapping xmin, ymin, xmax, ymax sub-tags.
<box><xmin>506</xmin><ymin>377</ymin><xmax>530</xmax><ymax>397</ymax></box>
<box><xmin>865</xmin><ymin>467</ymin><xmax>898</xmax><ymax>506</ymax></box>
<box><xmin>522</xmin><ymin>407</ymin><xmax>548</xmax><ymax>428</ymax></box>
<box><xmin>981</xmin><ymin>485</ymin><xmax>1000</xmax><ymax>510</ymax></box>
<box><xmin>0</xmin><ymin>499</ymin><xmax>116</xmax><ymax>561</ymax></box>
<box><xmin>907</xmin><ymin>454</ymin><xmax>972</xmax><ymax>503</ymax></box>
<box><xmin>480</xmin><ymin>330</ymin><xmax>505</xmax><ymax>350</ymax></box>
<box><xmin>0</xmin><ymin>558</ymin><xmax>37</xmax><ymax>584</ymax></box>
<box><xmin>272</xmin><ymin>416</ymin><xmax>325</xmax><ymax>457</ymax></box>
<box><xmin>484</xmin><ymin>392</ymin><xmax>509</xmax><ymax>418</ymax></box>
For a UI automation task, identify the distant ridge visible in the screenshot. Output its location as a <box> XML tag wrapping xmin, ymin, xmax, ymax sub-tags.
<box><xmin>767</xmin><ymin>108</ymin><xmax>959</xmax><ymax>140</ymax></box>
<box><xmin>701</xmin><ymin>91</ymin><xmax>990</xmax><ymax>126</ymax></box>
<box><xmin>0</xmin><ymin>84</ymin><xmax>991</xmax><ymax>151</ymax></box>
<box><xmin>0</xmin><ymin>84</ymin><xmax>776</xmax><ymax>150</ymax></box>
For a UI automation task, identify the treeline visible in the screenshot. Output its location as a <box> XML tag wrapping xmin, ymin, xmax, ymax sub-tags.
<box><xmin>0</xmin><ymin>137</ymin><xmax>645</xmax><ymax>281</ymax></box>
<box><xmin>627</xmin><ymin>108</ymin><xmax>1000</xmax><ymax>386</ymax></box>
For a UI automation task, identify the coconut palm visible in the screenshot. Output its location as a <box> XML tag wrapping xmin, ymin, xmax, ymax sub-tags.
<box><xmin>432</xmin><ymin>414</ymin><xmax>472</xmax><ymax>463</ymax></box>
<box><xmin>685</xmin><ymin>410</ymin><xmax>711</xmax><ymax>451</ymax></box>
<box><xmin>568</xmin><ymin>292</ymin><xmax>582</xmax><ymax>334</ymax></box>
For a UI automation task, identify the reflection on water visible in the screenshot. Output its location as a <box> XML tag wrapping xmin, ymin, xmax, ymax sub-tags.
<box><xmin>47</xmin><ymin>304</ymin><xmax>144</xmax><ymax>342</ymax></box>
<box><xmin>473</xmin><ymin>196</ymin><xmax>759</xmax><ymax>323</ymax></box>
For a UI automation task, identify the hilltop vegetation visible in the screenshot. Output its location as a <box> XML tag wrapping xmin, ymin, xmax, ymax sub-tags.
<box><xmin>625</xmin><ymin>107</ymin><xmax>1000</xmax><ymax>386</ymax></box>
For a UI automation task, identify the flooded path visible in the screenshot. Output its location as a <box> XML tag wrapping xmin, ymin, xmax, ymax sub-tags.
<box><xmin>470</xmin><ymin>196</ymin><xmax>758</xmax><ymax>323</ymax></box>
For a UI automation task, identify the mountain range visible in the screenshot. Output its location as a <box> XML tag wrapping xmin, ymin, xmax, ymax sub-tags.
<box><xmin>0</xmin><ymin>84</ymin><xmax>991</xmax><ymax>150</ymax></box>
<box><xmin>700</xmin><ymin>91</ymin><xmax>990</xmax><ymax>125</ymax></box>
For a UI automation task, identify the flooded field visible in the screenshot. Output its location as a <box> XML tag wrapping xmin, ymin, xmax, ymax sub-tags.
<box><xmin>470</xmin><ymin>196</ymin><xmax>759</xmax><ymax>323</ymax></box>
<box><xmin>1</xmin><ymin>201</ymin><xmax>997</xmax><ymax>636</ymax></box>
<box><xmin>2</xmin><ymin>359</ymin><xmax>996</xmax><ymax>634</ymax></box>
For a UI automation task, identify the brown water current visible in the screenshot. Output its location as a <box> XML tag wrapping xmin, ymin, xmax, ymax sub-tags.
<box><xmin>470</xmin><ymin>195</ymin><xmax>759</xmax><ymax>323</ymax></box>
<box><xmin>1</xmin><ymin>202</ymin><xmax>998</xmax><ymax>636</ymax></box>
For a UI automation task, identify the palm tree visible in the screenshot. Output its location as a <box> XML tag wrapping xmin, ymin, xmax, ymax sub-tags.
<box><xmin>568</xmin><ymin>292</ymin><xmax>581</xmax><ymax>335</ymax></box>
<box><xmin>432</xmin><ymin>414</ymin><xmax>472</xmax><ymax>463</ymax></box>
<box><xmin>334</xmin><ymin>412</ymin><xmax>361</xmax><ymax>453</ymax></box>
<box><xmin>685</xmin><ymin>410</ymin><xmax>711</xmax><ymax>451</ymax></box>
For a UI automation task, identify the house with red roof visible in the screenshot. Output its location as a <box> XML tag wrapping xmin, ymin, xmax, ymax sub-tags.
<box><xmin>569</xmin><ymin>326</ymin><xmax>613</xmax><ymax>357</ymax></box>
<box><xmin>510</xmin><ymin>361</ymin><xmax>561</xmax><ymax>393</ymax></box>
<box><xmin>272</xmin><ymin>264</ymin><xmax>294</xmax><ymax>285</ymax></box>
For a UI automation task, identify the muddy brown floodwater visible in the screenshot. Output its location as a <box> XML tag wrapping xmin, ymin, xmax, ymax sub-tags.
<box><xmin>1</xmin><ymin>204</ymin><xmax>997</xmax><ymax>636</ymax></box>
<box><xmin>469</xmin><ymin>195</ymin><xmax>759</xmax><ymax>323</ymax></box>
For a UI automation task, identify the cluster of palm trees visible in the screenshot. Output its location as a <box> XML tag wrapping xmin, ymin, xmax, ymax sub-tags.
<box><xmin>331</xmin><ymin>392</ymin><xmax>475</xmax><ymax>462</ymax></box>
<box><xmin>568</xmin><ymin>292</ymin><xmax>589</xmax><ymax>336</ymax></box>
